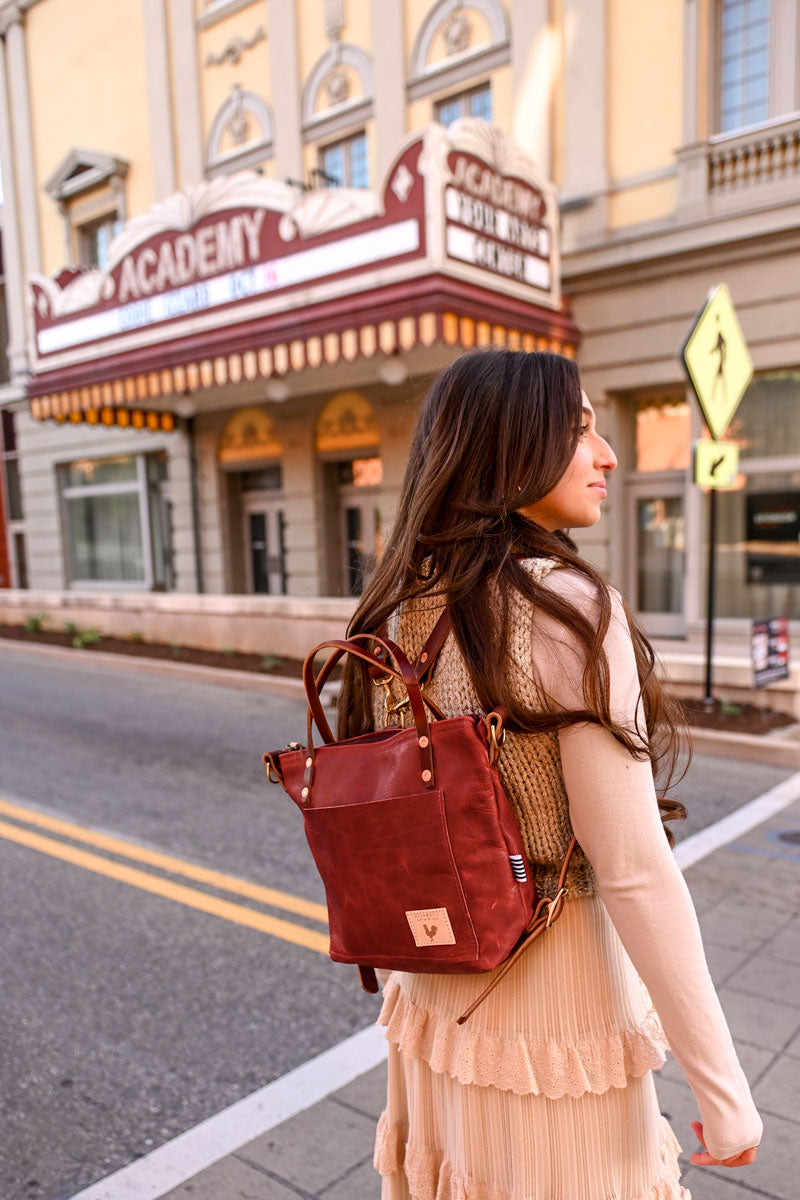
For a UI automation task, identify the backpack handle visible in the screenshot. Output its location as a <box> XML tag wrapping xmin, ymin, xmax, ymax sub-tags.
<box><xmin>301</xmin><ymin>633</ymin><xmax>436</xmax><ymax>798</ymax></box>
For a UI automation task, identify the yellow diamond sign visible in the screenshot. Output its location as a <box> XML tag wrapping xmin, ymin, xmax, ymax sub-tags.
<box><xmin>681</xmin><ymin>283</ymin><xmax>753</xmax><ymax>440</ymax></box>
<box><xmin>694</xmin><ymin>438</ymin><xmax>739</xmax><ymax>489</ymax></box>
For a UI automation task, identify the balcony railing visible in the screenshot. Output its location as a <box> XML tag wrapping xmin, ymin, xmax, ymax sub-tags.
<box><xmin>708</xmin><ymin>113</ymin><xmax>800</xmax><ymax>193</ymax></box>
<box><xmin>677</xmin><ymin>112</ymin><xmax>800</xmax><ymax>215</ymax></box>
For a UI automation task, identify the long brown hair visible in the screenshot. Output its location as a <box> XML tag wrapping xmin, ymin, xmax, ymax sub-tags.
<box><xmin>339</xmin><ymin>349</ymin><xmax>689</xmax><ymax>843</ymax></box>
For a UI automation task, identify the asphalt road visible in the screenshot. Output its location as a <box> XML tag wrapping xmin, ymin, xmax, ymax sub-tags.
<box><xmin>0</xmin><ymin>646</ymin><xmax>794</xmax><ymax>1200</ymax></box>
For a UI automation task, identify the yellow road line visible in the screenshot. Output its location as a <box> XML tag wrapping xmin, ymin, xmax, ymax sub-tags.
<box><xmin>0</xmin><ymin>817</ymin><xmax>330</xmax><ymax>954</ymax></box>
<box><xmin>0</xmin><ymin>796</ymin><xmax>327</xmax><ymax>923</ymax></box>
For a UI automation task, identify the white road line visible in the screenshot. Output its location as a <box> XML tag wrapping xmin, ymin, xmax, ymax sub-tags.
<box><xmin>70</xmin><ymin>768</ymin><xmax>800</xmax><ymax>1200</ymax></box>
<box><xmin>69</xmin><ymin>1022</ymin><xmax>389</xmax><ymax>1200</ymax></box>
<box><xmin>674</xmin><ymin>768</ymin><xmax>800</xmax><ymax>869</ymax></box>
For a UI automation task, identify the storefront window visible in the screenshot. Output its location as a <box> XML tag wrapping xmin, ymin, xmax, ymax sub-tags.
<box><xmin>719</xmin><ymin>372</ymin><xmax>800</xmax><ymax>459</ymax></box>
<box><xmin>701</xmin><ymin>467</ymin><xmax>800</xmax><ymax>620</ymax></box>
<box><xmin>61</xmin><ymin>452</ymin><xmax>171</xmax><ymax>587</ymax></box>
<box><xmin>637</xmin><ymin>495</ymin><xmax>686</xmax><ymax>614</ymax></box>
<box><xmin>633</xmin><ymin>394</ymin><xmax>691</xmax><ymax>472</ymax></box>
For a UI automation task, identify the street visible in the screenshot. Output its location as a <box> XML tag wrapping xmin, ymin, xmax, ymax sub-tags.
<box><xmin>0</xmin><ymin>645</ymin><xmax>796</xmax><ymax>1200</ymax></box>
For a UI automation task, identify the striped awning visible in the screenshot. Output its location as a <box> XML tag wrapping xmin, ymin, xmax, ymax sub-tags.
<box><xmin>29</xmin><ymin>298</ymin><xmax>577</xmax><ymax>426</ymax></box>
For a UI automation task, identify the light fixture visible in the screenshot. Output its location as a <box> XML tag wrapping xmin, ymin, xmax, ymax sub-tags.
<box><xmin>174</xmin><ymin>396</ymin><xmax>197</xmax><ymax>419</ymax></box>
<box><xmin>265</xmin><ymin>378</ymin><xmax>291</xmax><ymax>402</ymax></box>
<box><xmin>378</xmin><ymin>353</ymin><xmax>409</xmax><ymax>386</ymax></box>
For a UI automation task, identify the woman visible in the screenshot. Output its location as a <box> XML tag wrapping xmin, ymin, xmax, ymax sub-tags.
<box><xmin>338</xmin><ymin>349</ymin><xmax>762</xmax><ymax>1199</ymax></box>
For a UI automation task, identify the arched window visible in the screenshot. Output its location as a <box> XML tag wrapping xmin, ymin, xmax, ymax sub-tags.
<box><xmin>206</xmin><ymin>84</ymin><xmax>275</xmax><ymax>176</ymax></box>
<box><xmin>301</xmin><ymin>42</ymin><xmax>375</xmax><ymax>145</ymax></box>
<box><xmin>408</xmin><ymin>0</ymin><xmax>510</xmax><ymax>103</ymax></box>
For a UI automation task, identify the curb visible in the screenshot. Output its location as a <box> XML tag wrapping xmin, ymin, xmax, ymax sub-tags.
<box><xmin>687</xmin><ymin>725</ymin><xmax>800</xmax><ymax>769</ymax></box>
<box><xmin>0</xmin><ymin>636</ymin><xmax>342</xmax><ymax>705</ymax></box>
<box><xmin>4</xmin><ymin>637</ymin><xmax>797</xmax><ymax>766</ymax></box>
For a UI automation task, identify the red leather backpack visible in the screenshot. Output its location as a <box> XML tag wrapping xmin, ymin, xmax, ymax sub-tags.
<box><xmin>264</xmin><ymin>611</ymin><xmax>575</xmax><ymax>1023</ymax></box>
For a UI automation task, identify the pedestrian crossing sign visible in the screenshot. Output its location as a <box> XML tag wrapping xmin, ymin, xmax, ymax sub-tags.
<box><xmin>681</xmin><ymin>283</ymin><xmax>753</xmax><ymax>440</ymax></box>
<box><xmin>694</xmin><ymin>438</ymin><xmax>740</xmax><ymax>489</ymax></box>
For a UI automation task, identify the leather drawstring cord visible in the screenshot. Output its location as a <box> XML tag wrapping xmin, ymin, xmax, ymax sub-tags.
<box><xmin>456</xmin><ymin>835</ymin><xmax>578</xmax><ymax>1024</ymax></box>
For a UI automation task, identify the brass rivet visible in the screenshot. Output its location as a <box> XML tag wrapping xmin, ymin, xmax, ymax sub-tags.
<box><xmin>422</xmin><ymin>769</ymin><xmax>432</xmax><ymax>782</ymax></box>
<box><xmin>301</xmin><ymin>786</ymin><xmax>309</xmax><ymax>798</ymax></box>
<box><xmin>419</xmin><ymin>736</ymin><xmax>429</xmax><ymax>748</ymax></box>
<box><xmin>305</xmin><ymin>757</ymin><xmax>312</xmax><ymax>768</ymax></box>
<box><xmin>420</xmin><ymin>652</ymin><xmax>428</xmax><ymax>663</ymax></box>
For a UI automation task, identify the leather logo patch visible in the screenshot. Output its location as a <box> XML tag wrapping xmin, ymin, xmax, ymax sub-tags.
<box><xmin>405</xmin><ymin>907</ymin><xmax>456</xmax><ymax>947</ymax></box>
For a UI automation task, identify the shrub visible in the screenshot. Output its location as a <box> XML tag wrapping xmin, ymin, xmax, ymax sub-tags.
<box><xmin>73</xmin><ymin>627</ymin><xmax>103</xmax><ymax>650</ymax></box>
<box><xmin>24</xmin><ymin>611</ymin><xmax>48</xmax><ymax>634</ymax></box>
<box><xmin>128</xmin><ymin>630</ymin><xmax>144</xmax><ymax>643</ymax></box>
<box><xmin>260</xmin><ymin>653</ymin><xmax>281</xmax><ymax>673</ymax></box>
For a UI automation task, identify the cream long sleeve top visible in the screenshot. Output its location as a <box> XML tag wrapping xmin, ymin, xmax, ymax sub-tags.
<box><xmin>531</xmin><ymin>564</ymin><xmax>763</xmax><ymax>1162</ymax></box>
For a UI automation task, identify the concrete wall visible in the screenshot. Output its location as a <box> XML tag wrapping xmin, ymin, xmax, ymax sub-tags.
<box><xmin>0</xmin><ymin>588</ymin><xmax>356</xmax><ymax>659</ymax></box>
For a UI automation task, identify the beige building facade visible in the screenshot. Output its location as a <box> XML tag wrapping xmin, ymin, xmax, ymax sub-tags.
<box><xmin>0</xmin><ymin>0</ymin><xmax>799</xmax><ymax>705</ymax></box>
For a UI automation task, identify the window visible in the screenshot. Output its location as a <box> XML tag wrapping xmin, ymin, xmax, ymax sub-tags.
<box><xmin>632</xmin><ymin>395</ymin><xmax>691</xmax><ymax>472</ymax></box>
<box><xmin>61</xmin><ymin>452</ymin><xmax>172</xmax><ymax>588</ymax></box>
<box><xmin>77</xmin><ymin>213</ymin><xmax>122</xmax><ymax>270</ymax></box>
<box><xmin>719</xmin><ymin>0</ymin><xmax>770</xmax><ymax>132</ymax></box>
<box><xmin>436</xmin><ymin>83</ymin><xmax>492</xmax><ymax>129</ymax></box>
<box><xmin>1</xmin><ymin>409</ymin><xmax>23</xmax><ymax>521</ymax></box>
<box><xmin>318</xmin><ymin>131</ymin><xmax>369</xmax><ymax>188</ymax></box>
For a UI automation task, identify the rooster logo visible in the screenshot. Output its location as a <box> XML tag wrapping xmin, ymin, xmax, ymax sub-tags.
<box><xmin>424</xmin><ymin>923</ymin><xmax>438</xmax><ymax>941</ymax></box>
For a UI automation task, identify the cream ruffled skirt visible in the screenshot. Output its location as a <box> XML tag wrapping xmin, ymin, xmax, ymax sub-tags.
<box><xmin>374</xmin><ymin>893</ymin><xmax>690</xmax><ymax>1200</ymax></box>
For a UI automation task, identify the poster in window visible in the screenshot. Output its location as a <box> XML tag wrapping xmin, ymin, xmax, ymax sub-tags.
<box><xmin>745</xmin><ymin>491</ymin><xmax>800</xmax><ymax>585</ymax></box>
<box><xmin>751</xmin><ymin>616</ymin><xmax>790</xmax><ymax>688</ymax></box>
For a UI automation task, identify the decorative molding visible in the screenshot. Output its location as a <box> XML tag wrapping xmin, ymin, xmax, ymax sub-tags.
<box><xmin>301</xmin><ymin>42</ymin><xmax>374</xmax><ymax>132</ymax></box>
<box><xmin>300</xmin><ymin>97</ymin><xmax>372</xmax><ymax>146</ymax></box>
<box><xmin>408</xmin><ymin>0</ymin><xmax>509</xmax><ymax>80</ymax></box>
<box><xmin>196</xmin><ymin>0</ymin><xmax>259</xmax><ymax>31</ymax></box>
<box><xmin>205</xmin><ymin>25</ymin><xmax>266</xmax><ymax>68</ymax></box>
<box><xmin>407</xmin><ymin>41</ymin><xmax>509</xmax><ymax>103</ymax></box>
<box><xmin>324</xmin><ymin>0</ymin><xmax>345</xmax><ymax>41</ymax></box>
<box><xmin>0</xmin><ymin>3</ymin><xmax>22</xmax><ymax>37</ymax></box>
<box><xmin>443</xmin><ymin>10</ymin><xmax>471</xmax><ymax>55</ymax></box>
<box><xmin>278</xmin><ymin>187</ymin><xmax>380</xmax><ymax>242</ymax></box>
<box><xmin>0</xmin><ymin>0</ymin><xmax>41</xmax><ymax>38</ymax></box>
<box><xmin>44</xmin><ymin>148</ymin><xmax>130</xmax><ymax>202</ymax></box>
<box><xmin>206</xmin><ymin>83</ymin><xmax>274</xmax><ymax>170</ymax></box>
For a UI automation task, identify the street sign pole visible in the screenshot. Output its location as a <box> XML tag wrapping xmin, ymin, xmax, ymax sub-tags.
<box><xmin>680</xmin><ymin>283</ymin><xmax>753</xmax><ymax>712</ymax></box>
<box><xmin>704</xmin><ymin>487</ymin><xmax>717</xmax><ymax>707</ymax></box>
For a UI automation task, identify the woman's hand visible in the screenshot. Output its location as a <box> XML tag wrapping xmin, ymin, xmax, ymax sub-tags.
<box><xmin>689</xmin><ymin>1120</ymin><xmax>759</xmax><ymax>1167</ymax></box>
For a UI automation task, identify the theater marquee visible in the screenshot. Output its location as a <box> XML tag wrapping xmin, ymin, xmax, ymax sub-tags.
<box><xmin>27</xmin><ymin>119</ymin><xmax>566</xmax><ymax>418</ymax></box>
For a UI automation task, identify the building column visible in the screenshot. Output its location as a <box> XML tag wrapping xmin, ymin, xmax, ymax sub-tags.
<box><xmin>0</xmin><ymin>15</ymin><xmax>30</xmax><ymax>380</ymax></box>
<box><xmin>773</xmin><ymin>0</ymin><xmax>798</xmax><ymax>120</ymax></box>
<box><xmin>169</xmin><ymin>0</ymin><xmax>204</xmax><ymax>187</ymax></box>
<box><xmin>560</xmin><ymin>0</ymin><xmax>608</xmax><ymax>243</ymax></box>
<box><xmin>681</xmin><ymin>0</ymin><xmax>699</xmax><ymax>147</ymax></box>
<box><xmin>371</xmin><ymin>0</ymin><xmax>405</xmax><ymax>180</ymax></box>
<box><xmin>510</xmin><ymin>0</ymin><xmax>552</xmax><ymax>177</ymax></box>
<box><xmin>143</xmin><ymin>0</ymin><xmax>176</xmax><ymax>199</ymax></box>
<box><xmin>267</xmin><ymin>0</ymin><xmax>303</xmax><ymax>183</ymax></box>
<box><xmin>4</xmin><ymin>7</ymin><xmax>40</xmax><ymax>276</ymax></box>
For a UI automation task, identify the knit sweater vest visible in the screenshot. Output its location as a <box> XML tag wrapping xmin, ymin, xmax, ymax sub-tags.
<box><xmin>373</xmin><ymin>556</ymin><xmax>598</xmax><ymax>900</ymax></box>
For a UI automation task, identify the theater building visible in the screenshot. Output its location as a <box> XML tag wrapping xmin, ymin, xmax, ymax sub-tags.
<box><xmin>0</xmin><ymin>0</ymin><xmax>799</xmax><ymax>707</ymax></box>
<box><xmin>24</xmin><ymin>119</ymin><xmax>573</xmax><ymax>598</ymax></box>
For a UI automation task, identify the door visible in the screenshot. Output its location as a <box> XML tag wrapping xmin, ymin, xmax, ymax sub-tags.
<box><xmin>243</xmin><ymin>497</ymin><xmax>287</xmax><ymax>594</ymax></box>
<box><xmin>625</xmin><ymin>479</ymin><xmax>687</xmax><ymax>636</ymax></box>
<box><xmin>339</xmin><ymin>487</ymin><xmax>382</xmax><ymax>596</ymax></box>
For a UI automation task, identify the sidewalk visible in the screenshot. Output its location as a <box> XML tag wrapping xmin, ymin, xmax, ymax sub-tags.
<box><xmin>108</xmin><ymin>791</ymin><xmax>800</xmax><ymax>1200</ymax></box>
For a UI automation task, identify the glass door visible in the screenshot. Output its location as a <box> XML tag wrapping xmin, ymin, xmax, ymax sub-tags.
<box><xmin>626</xmin><ymin>479</ymin><xmax>687</xmax><ymax>636</ymax></box>
<box><xmin>244</xmin><ymin>499</ymin><xmax>287</xmax><ymax>594</ymax></box>
<box><xmin>338</xmin><ymin>486</ymin><xmax>382</xmax><ymax>595</ymax></box>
